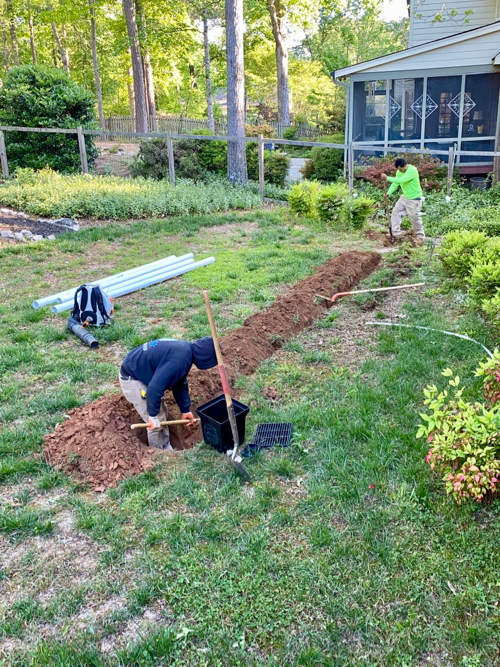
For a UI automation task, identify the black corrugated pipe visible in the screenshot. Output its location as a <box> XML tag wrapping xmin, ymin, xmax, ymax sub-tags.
<box><xmin>67</xmin><ymin>317</ymin><xmax>99</xmax><ymax>349</ymax></box>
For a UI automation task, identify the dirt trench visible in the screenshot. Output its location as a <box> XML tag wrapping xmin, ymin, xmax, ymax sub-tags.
<box><xmin>43</xmin><ymin>250</ymin><xmax>381</xmax><ymax>490</ymax></box>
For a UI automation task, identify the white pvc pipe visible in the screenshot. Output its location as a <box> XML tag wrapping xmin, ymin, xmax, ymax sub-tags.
<box><xmin>33</xmin><ymin>254</ymin><xmax>195</xmax><ymax>309</ymax></box>
<box><xmin>51</xmin><ymin>257</ymin><xmax>215</xmax><ymax>314</ymax></box>
<box><xmin>51</xmin><ymin>258</ymin><xmax>195</xmax><ymax>313</ymax></box>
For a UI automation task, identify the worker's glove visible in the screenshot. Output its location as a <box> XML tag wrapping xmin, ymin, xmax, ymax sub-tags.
<box><xmin>147</xmin><ymin>415</ymin><xmax>161</xmax><ymax>430</ymax></box>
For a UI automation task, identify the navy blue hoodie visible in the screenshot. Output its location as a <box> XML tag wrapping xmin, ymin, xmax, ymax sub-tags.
<box><xmin>121</xmin><ymin>337</ymin><xmax>217</xmax><ymax>416</ymax></box>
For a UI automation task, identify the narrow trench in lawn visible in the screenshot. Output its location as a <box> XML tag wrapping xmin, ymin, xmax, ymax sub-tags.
<box><xmin>43</xmin><ymin>250</ymin><xmax>381</xmax><ymax>491</ymax></box>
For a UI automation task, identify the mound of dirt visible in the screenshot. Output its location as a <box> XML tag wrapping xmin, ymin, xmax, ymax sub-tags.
<box><xmin>43</xmin><ymin>250</ymin><xmax>380</xmax><ymax>490</ymax></box>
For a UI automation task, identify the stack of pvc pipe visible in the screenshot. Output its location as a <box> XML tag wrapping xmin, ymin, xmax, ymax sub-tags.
<box><xmin>32</xmin><ymin>254</ymin><xmax>215</xmax><ymax>313</ymax></box>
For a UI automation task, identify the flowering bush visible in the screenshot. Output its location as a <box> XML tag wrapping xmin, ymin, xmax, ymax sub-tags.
<box><xmin>417</xmin><ymin>367</ymin><xmax>500</xmax><ymax>503</ymax></box>
<box><xmin>358</xmin><ymin>152</ymin><xmax>447</xmax><ymax>192</ymax></box>
<box><xmin>475</xmin><ymin>350</ymin><xmax>500</xmax><ymax>406</ymax></box>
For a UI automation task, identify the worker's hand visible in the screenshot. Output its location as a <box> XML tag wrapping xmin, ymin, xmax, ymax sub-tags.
<box><xmin>182</xmin><ymin>412</ymin><xmax>197</xmax><ymax>434</ymax></box>
<box><xmin>147</xmin><ymin>415</ymin><xmax>161</xmax><ymax>430</ymax></box>
<box><xmin>381</xmin><ymin>173</ymin><xmax>388</xmax><ymax>180</ymax></box>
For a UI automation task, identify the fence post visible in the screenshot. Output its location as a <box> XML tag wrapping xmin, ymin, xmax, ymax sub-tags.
<box><xmin>447</xmin><ymin>145</ymin><xmax>454</xmax><ymax>196</ymax></box>
<box><xmin>77</xmin><ymin>126</ymin><xmax>88</xmax><ymax>174</ymax></box>
<box><xmin>348</xmin><ymin>142</ymin><xmax>354</xmax><ymax>192</ymax></box>
<box><xmin>258</xmin><ymin>134</ymin><xmax>265</xmax><ymax>200</ymax></box>
<box><xmin>167</xmin><ymin>131</ymin><xmax>175</xmax><ymax>185</ymax></box>
<box><xmin>0</xmin><ymin>130</ymin><xmax>9</xmax><ymax>178</ymax></box>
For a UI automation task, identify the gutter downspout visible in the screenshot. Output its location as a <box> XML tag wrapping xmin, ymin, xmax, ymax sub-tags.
<box><xmin>331</xmin><ymin>74</ymin><xmax>349</xmax><ymax>178</ymax></box>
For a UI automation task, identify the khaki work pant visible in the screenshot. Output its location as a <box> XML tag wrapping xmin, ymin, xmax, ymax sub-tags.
<box><xmin>119</xmin><ymin>374</ymin><xmax>171</xmax><ymax>449</ymax></box>
<box><xmin>391</xmin><ymin>196</ymin><xmax>425</xmax><ymax>240</ymax></box>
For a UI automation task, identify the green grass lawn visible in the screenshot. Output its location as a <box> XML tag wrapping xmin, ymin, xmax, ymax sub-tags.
<box><xmin>1</xmin><ymin>208</ymin><xmax>500</xmax><ymax>666</ymax></box>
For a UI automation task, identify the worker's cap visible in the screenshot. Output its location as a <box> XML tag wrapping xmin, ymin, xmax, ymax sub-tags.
<box><xmin>192</xmin><ymin>337</ymin><xmax>217</xmax><ymax>370</ymax></box>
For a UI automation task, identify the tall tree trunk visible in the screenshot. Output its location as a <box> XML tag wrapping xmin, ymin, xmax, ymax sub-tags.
<box><xmin>51</xmin><ymin>23</ymin><xmax>70</xmax><ymax>74</ymax></box>
<box><xmin>225</xmin><ymin>0</ymin><xmax>247</xmax><ymax>184</ymax></box>
<box><xmin>88</xmin><ymin>0</ymin><xmax>104</xmax><ymax>129</ymax></box>
<box><xmin>6</xmin><ymin>0</ymin><xmax>19</xmax><ymax>66</ymax></box>
<box><xmin>203</xmin><ymin>15</ymin><xmax>215</xmax><ymax>132</ymax></box>
<box><xmin>127</xmin><ymin>65</ymin><xmax>135</xmax><ymax>118</ymax></box>
<box><xmin>266</xmin><ymin>0</ymin><xmax>290</xmax><ymax>126</ymax></box>
<box><xmin>122</xmin><ymin>0</ymin><xmax>148</xmax><ymax>133</ymax></box>
<box><xmin>29</xmin><ymin>17</ymin><xmax>37</xmax><ymax>64</ymax></box>
<box><xmin>62</xmin><ymin>25</ymin><xmax>70</xmax><ymax>73</ymax></box>
<box><xmin>134</xmin><ymin>0</ymin><xmax>156</xmax><ymax>130</ymax></box>
<box><xmin>2</xmin><ymin>27</ymin><xmax>10</xmax><ymax>70</ymax></box>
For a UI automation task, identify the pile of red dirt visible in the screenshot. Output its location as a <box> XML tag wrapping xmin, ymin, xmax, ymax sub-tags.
<box><xmin>43</xmin><ymin>250</ymin><xmax>380</xmax><ymax>489</ymax></box>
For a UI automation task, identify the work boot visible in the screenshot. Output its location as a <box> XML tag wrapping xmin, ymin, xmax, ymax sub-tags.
<box><xmin>162</xmin><ymin>431</ymin><xmax>173</xmax><ymax>451</ymax></box>
<box><xmin>413</xmin><ymin>237</ymin><xmax>425</xmax><ymax>247</ymax></box>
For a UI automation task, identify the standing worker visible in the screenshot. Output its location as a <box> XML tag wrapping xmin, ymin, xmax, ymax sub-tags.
<box><xmin>119</xmin><ymin>337</ymin><xmax>217</xmax><ymax>449</ymax></box>
<box><xmin>381</xmin><ymin>158</ymin><xmax>425</xmax><ymax>245</ymax></box>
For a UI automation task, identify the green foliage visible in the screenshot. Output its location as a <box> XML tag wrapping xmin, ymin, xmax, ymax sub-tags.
<box><xmin>247</xmin><ymin>149</ymin><xmax>290</xmax><ymax>187</ymax></box>
<box><xmin>439</xmin><ymin>206</ymin><xmax>500</xmax><ymax>237</ymax></box>
<box><xmin>288</xmin><ymin>181</ymin><xmax>321</xmax><ymax>217</ymax></box>
<box><xmin>417</xmin><ymin>368</ymin><xmax>500</xmax><ymax>503</ymax></box>
<box><xmin>475</xmin><ymin>350</ymin><xmax>500</xmax><ymax>406</ymax></box>
<box><xmin>469</xmin><ymin>260</ymin><xmax>500</xmax><ymax>304</ymax></box>
<box><xmin>316</xmin><ymin>183</ymin><xmax>348</xmax><ymax>224</ymax></box>
<box><xmin>283</xmin><ymin>127</ymin><xmax>297</xmax><ymax>140</ymax></box>
<box><xmin>481</xmin><ymin>292</ymin><xmax>500</xmax><ymax>327</ymax></box>
<box><xmin>439</xmin><ymin>230</ymin><xmax>489</xmax><ymax>280</ymax></box>
<box><xmin>340</xmin><ymin>195</ymin><xmax>376</xmax><ymax>229</ymax></box>
<box><xmin>0</xmin><ymin>65</ymin><xmax>97</xmax><ymax>174</ymax></box>
<box><xmin>0</xmin><ymin>169</ymin><xmax>262</xmax><ymax>219</ymax></box>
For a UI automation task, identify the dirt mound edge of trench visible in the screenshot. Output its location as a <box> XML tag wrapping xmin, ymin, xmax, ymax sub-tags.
<box><xmin>43</xmin><ymin>250</ymin><xmax>381</xmax><ymax>490</ymax></box>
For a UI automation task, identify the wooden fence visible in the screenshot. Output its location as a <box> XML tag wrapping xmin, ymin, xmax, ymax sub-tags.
<box><xmin>103</xmin><ymin>115</ymin><xmax>322</xmax><ymax>140</ymax></box>
<box><xmin>0</xmin><ymin>125</ymin><xmax>496</xmax><ymax>197</ymax></box>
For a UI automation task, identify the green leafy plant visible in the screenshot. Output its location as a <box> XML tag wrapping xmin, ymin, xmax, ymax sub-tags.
<box><xmin>469</xmin><ymin>259</ymin><xmax>500</xmax><ymax>303</ymax></box>
<box><xmin>475</xmin><ymin>349</ymin><xmax>500</xmax><ymax>406</ymax></box>
<box><xmin>288</xmin><ymin>181</ymin><xmax>321</xmax><ymax>217</ymax></box>
<box><xmin>316</xmin><ymin>183</ymin><xmax>348</xmax><ymax>224</ymax></box>
<box><xmin>417</xmin><ymin>368</ymin><xmax>500</xmax><ymax>503</ymax></box>
<box><xmin>0</xmin><ymin>64</ymin><xmax>98</xmax><ymax>173</ymax></box>
<box><xmin>340</xmin><ymin>195</ymin><xmax>376</xmax><ymax>229</ymax></box>
<box><xmin>247</xmin><ymin>150</ymin><xmax>290</xmax><ymax>187</ymax></box>
<box><xmin>481</xmin><ymin>292</ymin><xmax>500</xmax><ymax>326</ymax></box>
<box><xmin>438</xmin><ymin>230</ymin><xmax>489</xmax><ymax>280</ymax></box>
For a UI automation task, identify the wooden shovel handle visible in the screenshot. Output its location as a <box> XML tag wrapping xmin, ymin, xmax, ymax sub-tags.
<box><xmin>131</xmin><ymin>418</ymin><xmax>200</xmax><ymax>430</ymax></box>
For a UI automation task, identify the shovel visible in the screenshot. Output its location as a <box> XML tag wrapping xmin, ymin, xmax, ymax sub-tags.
<box><xmin>130</xmin><ymin>418</ymin><xmax>200</xmax><ymax>430</ymax></box>
<box><xmin>203</xmin><ymin>290</ymin><xmax>251</xmax><ymax>483</ymax></box>
<box><xmin>384</xmin><ymin>180</ymin><xmax>395</xmax><ymax>244</ymax></box>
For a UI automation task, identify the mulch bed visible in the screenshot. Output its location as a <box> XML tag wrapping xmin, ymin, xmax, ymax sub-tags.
<box><xmin>43</xmin><ymin>250</ymin><xmax>381</xmax><ymax>490</ymax></box>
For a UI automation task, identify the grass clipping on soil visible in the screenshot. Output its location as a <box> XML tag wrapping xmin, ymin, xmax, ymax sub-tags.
<box><xmin>43</xmin><ymin>250</ymin><xmax>380</xmax><ymax>490</ymax></box>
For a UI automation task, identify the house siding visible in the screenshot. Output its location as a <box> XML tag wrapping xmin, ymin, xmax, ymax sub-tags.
<box><xmin>357</xmin><ymin>29</ymin><xmax>500</xmax><ymax>75</ymax></box>
<box><xmin>409</xmin><ymin>0</ymin><xmax>498</xmax><ymax>46</ymax></box>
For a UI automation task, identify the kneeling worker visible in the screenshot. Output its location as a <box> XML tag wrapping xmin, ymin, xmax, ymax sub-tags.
<box><xmin>119</xmin><ymin>337</ymin><xmax>217</xmax><ymax>449</ymax></box>
<box><xmin>381</xmin><ymin>158</ymin><xmax>425</xmax><ymax>245</ymax></box>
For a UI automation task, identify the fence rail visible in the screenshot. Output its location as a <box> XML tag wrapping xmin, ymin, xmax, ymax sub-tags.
<box><xmin>0</xmin><ymin>125</ymin><xmax>497</xmax><ymax>197</ymax></box>
<box><xmin>103</xmin><ymin>115</ymin><xmax>322</xmax><ymax>139</ymax></box>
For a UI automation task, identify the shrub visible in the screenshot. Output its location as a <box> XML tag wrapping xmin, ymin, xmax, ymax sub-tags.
<box><xmin>358</xmin><ymin>153</ymin><xmax>447</xmax><ymax>192</ymax></box>
<box><xmin>340</xmin><ymin>195</ymin><xmax>376</xmax><ymax>229</ymax></box>
<box><xmin>0</xmin><ymin>168</ymin><xmax>262</xmax><ymax>219</ymax></box>
<box><xmin>475</xmin><ymin>350</ymin><xmax>500</xmax><ymax>406</ymax></box>
<box><xmin>288</xmin><ymin>181</ymin><xmax>321</xmax><ymax>217</ymax></box>
<box><xmin>0</xmin><ymin>64</ymin><xmax>98</xmax><ymax>173</ymax></box>
<box><xmin>316</xmin><ymin>183</ymin><xmax>348</xmax><ymax>224</ymax></box>
<box><xmin>469</xmin><ymin>260</ymin><xmax>500</xmax><ymax>303</ymax></box>
<box><xmin>131</xmin><ymin>132</ymin><xmax>227</xmax><ymax>181</ymax></box>
<box><xmin>301</xmin><ymin>159</ymin><xmax>315</xmax><ymax>180</ymax></box>
<box><xmin>438</xmin><ymin>206</ymin><xmax>500</xmax><ymax>237</ymax></box>
<box><xmin>417</xmin><ymin>368</ymin><xmax>500</xmax><ymax>504</ymax></box>
<box><xmin>283</xmin><ymin>127</ymin><xmax>297</xmax><ymax>140</ymax></box>
<box><xmin>439</xmin><ymin>230</ymin><xmax>489</xmax><ymax>280</ymax></box>
<box><xmin>247</xmin><ymin>149</ymin><xmax>290</xmax><ymax>187</ymax></box>
<box><xmin>245</xmin><ymin>124</ymin><xmax>276</xmax><ymax>138</ymax></box>
<box><xmin>481</xmin><ymin>293</ymin><xmax>500</xmax><ymax>326</ymax></box>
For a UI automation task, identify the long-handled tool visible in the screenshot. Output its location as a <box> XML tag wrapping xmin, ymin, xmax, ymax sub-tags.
<box><xmin>203</xmin><ymin>290</ymin><xmax>251</xmax><ymax>483</ymax></box>
<box><xmin>130</xmin><ymin>418</ymin><xmax>200</xmax><ymax>430</ymax></box>
<box><xmin>315</xmin><ymin>282</ymin><xmax>425</xmax><ymax>305</ymax></box>
<box><xmin>384</xmin><ymin>180</ymin><xmax>395</xmax><ymax>244</ymax></box>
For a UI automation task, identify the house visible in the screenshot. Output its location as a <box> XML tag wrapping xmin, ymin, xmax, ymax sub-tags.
<box><xmin>333</xmin><ymin>2</ymin><xmax>500</xmax><ymax>174</ymax></box>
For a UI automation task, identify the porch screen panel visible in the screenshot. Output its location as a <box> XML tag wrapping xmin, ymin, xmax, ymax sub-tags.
<box><xmin>352</xmin><ymin>80</ymin><xmax>387</xmax><ymax>142</ymax></box>
<box><xmin>425</xmin><ymin>76</ymin><xmax>461</xmax><ymax>140</ymax></box>
<box><xmin>389</xmin><ymin>78</ymin><xmax>423</xmax><ymax>143</ymax></box>
<box><xmin>461</xmin><ymin>73</ymin><xmax>500</xmax><ymax>139</ymax></box>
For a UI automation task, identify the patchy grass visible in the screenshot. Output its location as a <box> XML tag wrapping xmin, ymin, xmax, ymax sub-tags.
<box><xmin>1</xmin><ymin>208</ymin><xmax>500</xmax><ymax>665</ymax></box>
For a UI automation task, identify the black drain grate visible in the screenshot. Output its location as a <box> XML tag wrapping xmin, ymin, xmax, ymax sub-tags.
<box><xmin>242</xmin><ymin>423</ymin><xmax>293</xmax><ymax>457</ymax></box>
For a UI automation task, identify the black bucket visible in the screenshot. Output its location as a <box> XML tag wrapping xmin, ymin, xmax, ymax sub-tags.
<box><xmin>196</xmin><ymin>395</ymin><xmax>250</xmax><ymax>453</ymax></box>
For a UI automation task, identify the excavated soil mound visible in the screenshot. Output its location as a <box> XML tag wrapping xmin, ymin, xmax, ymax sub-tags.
<box><xmin>43</xmin><ymin>250</ymin><xmax>380</xmax><ymax>490</ymax></box>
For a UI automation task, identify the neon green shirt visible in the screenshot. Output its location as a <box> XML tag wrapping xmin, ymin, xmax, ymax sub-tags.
<box><xmin>387</xmin><ymin>164</ymin><xmax>423</xmax><ymax>199</ymax></box>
